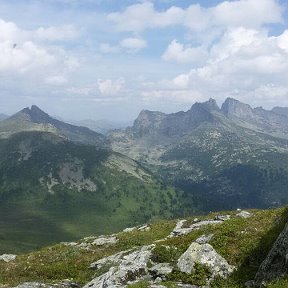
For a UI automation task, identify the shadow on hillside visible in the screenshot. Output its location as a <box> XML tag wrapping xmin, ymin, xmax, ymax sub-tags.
<box><xmin>230</xmin><ymin>207</ymin><xmax>288</xmax><ymax>286</ymax></box>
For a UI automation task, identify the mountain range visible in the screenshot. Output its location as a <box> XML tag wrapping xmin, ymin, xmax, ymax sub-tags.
<box><xmin>110</xmin><ymin>98</ymin><xmax>288</xmax><ymax>211</ymax></box>
<box><xmin>2</xmin><ymin>98</ymin><xmax>288</xmax><ymax>253</ymax></box>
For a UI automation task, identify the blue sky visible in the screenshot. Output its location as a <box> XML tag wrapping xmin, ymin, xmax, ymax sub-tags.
<box><xmin>0</xmin><ymin>0</ymin><xmax>288</xmax><ymax>121</ymax></box>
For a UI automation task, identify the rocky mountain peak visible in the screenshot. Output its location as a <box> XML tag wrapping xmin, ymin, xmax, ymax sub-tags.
<box><xmin>221</xmin><ymin>97</ymin><xmax>253</xmax><ymax>119</ymax></box>
<box><xmin>132</xmin><ymin>109</ymin><xmax>166</xmax><ymax>136</ymax></box>
<box><xmin>190</xmin><ymin>98</ymin><xmax>220</xmax><ymax>113</ymax></box>
<box><xmin>29</xmin><ymin>105</ymin><xmax>51</xmax><ymax>123</ymax></box>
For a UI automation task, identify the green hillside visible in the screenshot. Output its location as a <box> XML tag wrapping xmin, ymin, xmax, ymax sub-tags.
<box><xmin>0</xmin><ymin>131</ymin><xmax>185</xmax><ymax>254</ymax></box>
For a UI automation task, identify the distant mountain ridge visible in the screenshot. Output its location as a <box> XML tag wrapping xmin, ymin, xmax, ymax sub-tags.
<box><xmin>124</xmin><ymin>98</ymin><xmax>288</xmax><ymax>139</ymax></box>
<box><xmin>0</xmin><ymin>105</ymin><xmax>108</xmax><ymax>147</ymax></box>
<box><xmin>110</xmin><ymin>98</ymin><xmax>288</xmax><ymax>211</ymax></box>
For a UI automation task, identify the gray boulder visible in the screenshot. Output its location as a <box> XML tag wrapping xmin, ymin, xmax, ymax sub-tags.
<box><xmin>177</xmin><ymin>242</ymin><xmax>235</xmax><ymax>278</ymax></box>
<box><xmin>84</xmin><ymin>245</ymin><xmax>154</xmax><ymax>288</ymax></box>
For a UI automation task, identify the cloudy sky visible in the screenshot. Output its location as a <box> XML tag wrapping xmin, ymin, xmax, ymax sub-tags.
<box><xmin>0</xmin><ymin>0</ymin><xmax>288</xmax><ymax>121</ymax></box>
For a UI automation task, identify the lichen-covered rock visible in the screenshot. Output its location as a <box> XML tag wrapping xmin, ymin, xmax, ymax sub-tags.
<box><xmin>84</xmin><ymin>245</ymin><xmax>154</xmax><ymax>288</ymax></box>
<box><xmin>0</xmin><ymin>254</ymin><xmax>17</xmax><ymax>262</ymax></box>
<box><xmin>254</xmin><ymin>222</ymin><xmax>288</xmax><ymax>286</ymax></box>
<box><xmin>92</xmin><ymin>236</ymin><xmax>118</xmax><ymax>246</ymax></box>
<box><xmin>177</xmin><ymin>242</ymin><xmax>235</xmax><ymax>278</ymax></box>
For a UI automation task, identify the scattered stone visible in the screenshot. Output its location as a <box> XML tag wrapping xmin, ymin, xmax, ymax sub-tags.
<box><xmin>195</xmin><ymin>234</ymin><xmax>214</xmax><ymax>245</ymax></box>
<box><xmin>138</xmin><ymin>224</ymin><xmax>151</xmax><ymax>231</ymax></box>
<box><xmin>0</xmin><ymin>254</ymin><xmax>17</xmax><ymax>263</ymax></box>
<box><xmin>171</xmin><ymin>220</ymin><xmax>223</xmax><ymax>237</ymax></box>
<box><xmin>84</xmin><ymin>245</ymin><xmax>154</xmax><ymax>288</ymax></box>
<box><xmin>92</xmin><ymin>236</ymin><xmax>118</xmax><ymax>246</ymax></box>
<box><xmin>214</xmin><ymin>215</ymin><xmax>231</xmax><ymax>221</ymax></box>
<box><xmin>177</xmin><ymin>242</ymin><xmax>235</xmax><ymax>279</ymax></box>
<box><xmin>123</xmin><ymin>227</ymin><xmax>136</xmax><ymax>232</ymax></box>
<box><xmin>148</xmin><ymin>263</ymin><xmax>173</xmax><ymax>280</ymax></box>
<box><xmin>61</xmin><ymin>242</ymin><xmax>78</xmax><ymax>247</ymax></box>
<box><xmin>78</xmin><ymin>242</ymin><xmax>92</xmax><ymax>250</ymax></box>
<box><xmin>236</xmin><ymin>211</ymin><xmax>253</xmax><ymax>218</ymax></box>
<box><xmin>15</xmin><ymin>283</ymin><xmax>54</xmax><ymax>288</ymax></box>
<box><xmin>89</xmin><ymin>250</ymin><xmax>132</xmax><ymax>269</ymax></box>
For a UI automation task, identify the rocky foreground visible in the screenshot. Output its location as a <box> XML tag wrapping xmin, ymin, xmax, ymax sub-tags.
<box><xmin>1</xmin><ymin>208</ymin><xmax>288</xmax><ymax>288</ymax></box>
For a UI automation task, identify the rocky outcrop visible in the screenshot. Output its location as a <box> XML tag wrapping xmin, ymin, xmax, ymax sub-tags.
<box><xmin>84</xmin><ymin>245</ymin><xmax>154</xmax><ymax>288</ymax></box>
<box><xmin>254</xmin><ymin>222</ymin><xmax>288</xmax><ymax>286</ymax></box>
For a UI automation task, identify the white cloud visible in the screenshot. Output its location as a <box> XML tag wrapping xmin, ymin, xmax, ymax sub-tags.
<box><xmin>99</xmin><ymin>43</ymin><xmax>119</xmax><ymax>54</ymax></box>
<box><xmin>99</xmin><ymin>37</ymin><xmax>147</xmax><ymax>54</ymax></box>
<box><xmin>162</xmin><ymin>39</ymin><xmax>207</xmax><ymax>64</ymax></box>
<box><xmin>108</xmin><ymin>0</ymin><xmax>282</xmax><ymax>32</ymax></box>
<box><xmin>0</xmin><ymin>18</ymin><xmax>79</xmax><ymax>82</ymax></box>
<box><xmin>97</xmin><ymin>78</ymin><xmax>125</xmax><ymax>95</ymax></box>
<box><xmin>120</xmin><ymin>37</ymin><xmax>147</xmax><ymax>52</ymax></box>
<box><xmin>212</xmin><ymin>0</ymin><xmax>283</xmax><ymax>28</ymax></box>
<box><xmin>147</xmin><ymin>27</ymin><xmax>288</xmax><ymax>106</ymax></box>
<box><xmin>35</xmin><ymin>25</ymin><xmax>80</xmax><ymax>41</ymax></box>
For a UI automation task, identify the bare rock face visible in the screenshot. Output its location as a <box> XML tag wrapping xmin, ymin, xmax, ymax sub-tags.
<box><xmin>254</xmin><ymin>222</ymin><xmax>288</xmax><ymax>286</ymax></box>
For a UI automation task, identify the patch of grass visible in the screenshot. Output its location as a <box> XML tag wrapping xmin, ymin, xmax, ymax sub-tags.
<box><xmin>150</xmin><ymin>245</ymin><xmax>180</xmax><ymax>264</ymax></box>
<box><xmin>167</xmin><ymin>263</ymin><xmax>211</xmax><ymax>286</ymax></box>
<box><xmin>127</xmin><ymin>280</ymin><xmax>150</xmax><ymax>288</ymax></box>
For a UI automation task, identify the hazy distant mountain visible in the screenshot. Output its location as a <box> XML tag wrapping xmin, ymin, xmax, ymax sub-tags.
<box><xmin>0</xmin><ymin>113</ymin><xmax>9</xmax><ymax>121</ymax></box>
<box><xmin>272</xmin><ymin>106</ymin><xmax>288</xmax><ymax>118</ymax></box>
<box><xmin>0</xmin><ymin>105</ymin><xmax>108</xmax><ymax>147</ymax></box>
<box><xmin>110</xmin><ymin>98</ymin><xmax>288</xmax><ymax>211</ymax></box>
<box><xmin>69</xmin><ymin>119</ymin><xmax>131</xmax><ymax>135</ymax></box>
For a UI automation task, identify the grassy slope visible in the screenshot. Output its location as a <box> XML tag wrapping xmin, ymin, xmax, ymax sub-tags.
<box><xmin>0</xmin><ymin>207</ymin><xmax>288</xmax><ymax>287</ymax></box>
<box><xmin>0</xmin><ymin>132</ymin><xmax>183</xmax><ymax>254</ymax></box>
